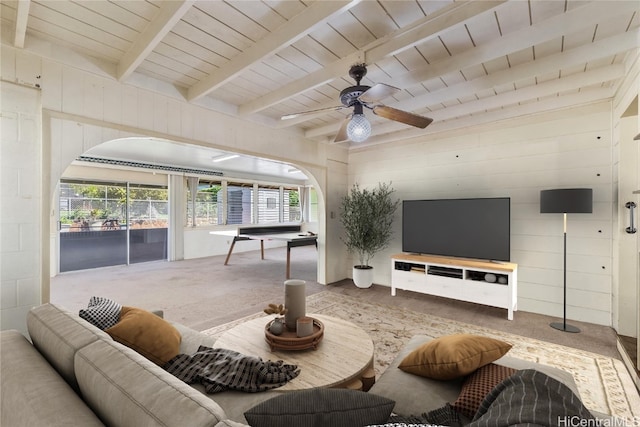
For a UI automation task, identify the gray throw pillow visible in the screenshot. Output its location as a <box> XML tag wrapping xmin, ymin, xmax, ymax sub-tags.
<box><xmin>365</xmin><ymin>424</ymin><xmax>440</xmax><ymax>426</ymax></box>
<box><xmin>244</xmin><ymin>388</ymin><xmax>395</xmax><ymax>427</ymax></box>
<box><xmin>79</xmin><ymin>296</ymin><xmax>122</xmax><ymax>330</ymax></box>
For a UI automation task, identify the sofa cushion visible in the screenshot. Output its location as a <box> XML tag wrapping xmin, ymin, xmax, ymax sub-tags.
<box><xmin>79</xmin><ymin>296</ymin><xmax>122</xmax><ymax>330</ymax></box>
<box><xmin>398</xmin><ymin>334</ymin><xmax>512</xmax><ymax>380</ymax></box>
<box><xmin>451</xmin><ymin>363</ymin><xmax>517</xmax><ymax>418</ymax></box>
<box><xmin>75</xmin><ymin>338</ymin><xmax>227</xmax><ymax>427</ymax></box>
<box><xmin>27</xmin><ymin>303</ymin><xmax>109</xmax><ymax>391</ymax></box>
<box><xmin>1</xmin><ymin>330</ymin><xmax>104</xmax><ymax>427</ymax></box>
<box><xmin>244</xmin><ymin>388</ymin><xmax>395</xmax><ymax>427</ymax></box>
<box><xmin>172</xmin><ymin>322</ymin><xmax>217</xmax><ymax>354</ymax></box>
<box><xmin>106</xmin><ymin>306</ymin><xmax>181</xmax><ymax>366</ymax></box>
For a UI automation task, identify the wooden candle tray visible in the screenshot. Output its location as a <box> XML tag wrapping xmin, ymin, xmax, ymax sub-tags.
<box><xmin>264</xmin><ymin>317</ymin><xmax>324</xmax><ymax>351</ymax></box>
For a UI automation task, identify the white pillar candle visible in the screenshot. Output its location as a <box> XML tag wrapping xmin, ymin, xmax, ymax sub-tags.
<box><xmin>284</xmin><ymin>279</ymin><xmax>306</xmax><ymax>330</ymax></box>
<box><xmin>297</xmin><ymin>316</ymin><xmax>314</xmax><ymax>337</ymax></box>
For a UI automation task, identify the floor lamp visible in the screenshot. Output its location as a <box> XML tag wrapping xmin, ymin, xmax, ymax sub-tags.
<box><xmin>540</xmin><ymin>188</ymin><xmax>593</xmax><ymax>333</ymax></box>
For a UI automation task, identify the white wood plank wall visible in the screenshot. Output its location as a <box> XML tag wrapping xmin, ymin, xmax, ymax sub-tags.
<box><xmin>347</xmin><ymin>102</ymin><xmax>614</xmax><ymax>326</ymax></box>
<box><xmin>0</xmin><ymin>82</ymin><xmax>43</xmax><ymax>335</ymax></box>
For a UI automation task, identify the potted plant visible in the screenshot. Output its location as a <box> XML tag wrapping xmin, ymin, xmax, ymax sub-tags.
<box><xmin>340</xmin><ymin>182</ymin><xmax>399</xmax><ymax>288</ymax></box>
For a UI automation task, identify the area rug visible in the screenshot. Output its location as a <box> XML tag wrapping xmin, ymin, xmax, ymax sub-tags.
<box><xmin>202</xmin><ymin>291</ymin><xmax>640</xmax><ymax>420</ymax></box>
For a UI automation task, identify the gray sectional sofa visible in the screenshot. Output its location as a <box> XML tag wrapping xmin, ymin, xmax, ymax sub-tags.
<box><xmin>1</xmin><ymin>303</ymin><xmax>272</xmax><ymax>426</ymax></box>
<box><xmin>1</xmin><ymin>303</ymin><xmax>611</xmax><ymax>426</ymax></box>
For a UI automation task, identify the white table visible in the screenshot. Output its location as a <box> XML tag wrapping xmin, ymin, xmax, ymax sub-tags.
<box><xmin>212</xmin><ymin>225</ymin><xmax>317</xmax><ymax>279</ymax></box>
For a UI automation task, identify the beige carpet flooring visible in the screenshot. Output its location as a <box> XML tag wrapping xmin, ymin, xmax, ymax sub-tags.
<box><xmin>51</xmin><ymin>246</ymin><xmax>621</xmax><ymax>361</ymax></box>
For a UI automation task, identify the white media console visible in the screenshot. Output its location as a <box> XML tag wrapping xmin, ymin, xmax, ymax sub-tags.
<box><xmin>391</xmin><ymin>253</ymin><xmax>518</xmax><ymax>320</ymax></box>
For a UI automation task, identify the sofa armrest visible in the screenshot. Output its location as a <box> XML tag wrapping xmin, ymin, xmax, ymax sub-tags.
<box><xmin>1</xmin><ymin>330</ymin><xmax>104</xmax><ymax>426</ymax></box>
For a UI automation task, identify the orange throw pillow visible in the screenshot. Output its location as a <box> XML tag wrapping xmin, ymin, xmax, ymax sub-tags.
<box><xmin>106</xmin><ymin>307</ymin><xmax>181</xmax><ymax>366</ymax></box>
<box><xmin>398</xmin><ymin>334</ymin><xmax>512</xmax><ymax>380</ymax></box>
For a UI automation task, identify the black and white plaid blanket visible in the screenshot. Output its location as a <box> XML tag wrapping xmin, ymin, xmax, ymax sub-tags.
<box><xmin>163</xmin><ymin>345</ymin><xmax>300</xmax><ymax>393</ymax></box>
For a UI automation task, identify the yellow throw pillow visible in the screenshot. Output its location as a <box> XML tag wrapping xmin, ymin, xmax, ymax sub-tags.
<box><xmin>106</xmin><ymin>307</ymin><xmax>181</xmax><ymax>366</ymax></box>
<box><xmin>398</xmin><ymin>334</ymin><xmax>512</xmax><ymax>380</ymax></box>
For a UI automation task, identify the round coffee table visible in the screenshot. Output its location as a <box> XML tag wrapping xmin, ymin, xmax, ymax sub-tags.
<box><xmin>214</xmin><ymin>314</ymin><xmax>374</xmax><ymax>391</ymax></box>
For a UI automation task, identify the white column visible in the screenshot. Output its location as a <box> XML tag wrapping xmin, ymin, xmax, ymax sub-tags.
<box><xmin>0</xmin><ymin>82</ymin><xmax>43</xmax><ymax>335</ymax></box>
<box><xmin>168</xmin><ymin>175</ymin><xmax>185</xmax><ymax>261</ymax></box>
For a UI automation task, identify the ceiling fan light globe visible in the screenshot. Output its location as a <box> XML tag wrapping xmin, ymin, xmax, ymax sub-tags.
<box><xmin>347</xmin><ymin>114</ymin><xmax>371</xmax><ymax>142</ymax></box>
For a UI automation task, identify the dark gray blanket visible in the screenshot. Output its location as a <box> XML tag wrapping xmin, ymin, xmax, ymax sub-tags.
<box><xmin>470</xmin><ymin>369</ymin><xmax>594</xmax><ymax>426</ymax></box>
<box><xmin>388</xmin><ymin>369</ymin><xmax>594</xmax><ymax>427</ymax></box>
<box><xmin>163</xmin><ymin>345</ymin><xmax>300</xmax><ymax>393</ymax></box>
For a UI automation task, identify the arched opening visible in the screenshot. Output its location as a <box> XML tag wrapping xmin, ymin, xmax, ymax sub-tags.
<box><xmin>46</xmin><ymin>120</ymin><xmax>329</xmax><ymax>304</ymax></box>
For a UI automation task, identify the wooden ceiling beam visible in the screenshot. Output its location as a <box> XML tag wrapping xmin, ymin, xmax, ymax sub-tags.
<box><xmin>303</xmin><ymin>2</ymin><xmax>637</xmax><ymax>139</ymax></box>
<box><xmin>360</xmin><ymin>88</ymin><xmax>614</xmax><ymax>147</ymax></box>
<box><xmin>279</xmin><ymin>30</ymin><xmax>637</xmax><ymax>129</ymax></box>
<box><xmin>396</xmin><ymin>1</ymin><xmax>639</xmax><ymax>89</ymax></box>
<box><xmin>239</xmin><ymin>1</ymin><xmax>504</xmax><ymax>117</ymax></box>
<box><xmin>187</xmin><ymin>0</ymin><xmax>360</xmax><ymax>102</ymax></box>
<box><xmin>13</xmin><ymin>0</ymin><xmax>30</xmax><ymax>48</ymax></box>
<box><xmin>392</xmin><ymin>31</ymin><xmax>638</xmax><ymax>114</ymax></box>
<box><xmin>117</xmin><ymin>0</ymin><xmax>195</xmax><ymax>82</ymax></box>
<box><xmin>306</xmin><ymin>64</ymin><xmax>624</xmax><ymax>139</ymax></box>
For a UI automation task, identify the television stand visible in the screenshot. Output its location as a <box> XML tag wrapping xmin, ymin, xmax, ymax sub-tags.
<box><xmin>391</xmin><ymin>253</ymin><xmax>518</xmax><ymax>320</ymax></box>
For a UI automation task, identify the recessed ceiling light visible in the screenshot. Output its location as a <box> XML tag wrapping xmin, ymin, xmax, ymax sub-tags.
<box><xmin>212</xmin><ymin>154</ymin><xmax>239</xmax><ymax>162</ymax></box>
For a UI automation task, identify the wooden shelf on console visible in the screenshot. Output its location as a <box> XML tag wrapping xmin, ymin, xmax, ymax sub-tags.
<box><xmin>391</xmin><ymin>253</ymin><xmax>518</xmax><ymax>320</ymax></box>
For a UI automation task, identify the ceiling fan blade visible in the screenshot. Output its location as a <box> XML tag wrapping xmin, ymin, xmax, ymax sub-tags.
<box><xmin>372</xmin><ymin>105</ymin><xmax>433</xmax><ymax>128</ymax></box>
<box><xmin>358</xmin><ymin>83</ymin><xmax>400</xmax><ymax>104</ymax></box>
<box><xmin>281</xmin><ymin>105</ymin><xmax>345</xmax><ymax>120</ymax></box>
<box><xmin>333</xmin><ymin>116</ymin><xmax>352</xmax><ymax>143</ymax></box>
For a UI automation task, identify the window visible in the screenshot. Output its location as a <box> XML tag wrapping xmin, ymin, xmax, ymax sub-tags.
<box><xmin>185</xmin><ymin>179</ymin><xmax>312</xmax><ymax>227</ymax></box>
<box><xmin>128</xmin><ymin>185</ymin><xmax>169</xmax><ymax>229</ymax></box>
<box><xmin>187</xmin><ymin>181</ymin><xmax>222</xmax><ymax>226</ymax></box>
<box><xmin>59</xmin><ymin>181</ymin><xmax>127</xmax><ymax>230</ymax></box>
<box><xmin>227</xmin><ymin>183</ymin><xmax>253</xmax><ymax>224</ymax></box>
<box><xmin>309</xmin><ymin>187</ymin><xmax>318</xmax><ymax>222</ymax></box>
<box><xmin>58</xmin><ymin>180</ymin><xmax>168</xmax><ymax>272</ymax></box>
<box><xmin>257</xmin><ymin>185</ymin><xmax>280</xmax><ymax>223</ymax></box>
<box><xmin>285</xmin><ymin>187</ymin><xmax>301</xmax><ymax>222</ymax></box>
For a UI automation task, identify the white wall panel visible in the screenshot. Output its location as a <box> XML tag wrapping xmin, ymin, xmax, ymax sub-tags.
<box><xmin>103</xmin><ymin>78</ymin><xmax>123</xmax><ymax>125</ymax></box>
<box><xmin>347</xmin><ymin>102</ymin><xmax>615</xmax><ymax>325</ymax></box>
<box><xmin>0</xmin><ymin>82</ymin><xmax>42</xmax><ymax>335</ymax></box>
<box><xmin>41</xmin><ymin>59</ymin><xmax>62</xmax><ymax>112</ymax></box>
<box><xmin>82</xmin><ymin>73</ymin><xmax>104</xmax><ymax>121</ymax></box>
<box><xmin>137</xmin><ymin>90</ymin><xmax>155</xmax><ymax>131</ymax></box>
<box><xmin>61</xmin><ymin>67</ymin><xmax>84</xmax><ymax>115</ymax></box>
<box><xmin>121</xmin><ymin>86</ymin><xmax>139</xmax><ymax>128</ymax></box>
<box><xmin>0</xmin><ymin>44</ymin><xmax>341</xmax><ymax>333</ymax></box>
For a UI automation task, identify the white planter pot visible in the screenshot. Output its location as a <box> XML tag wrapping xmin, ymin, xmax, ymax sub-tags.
<box><xmin>352</xmin><ymin>266</ymin><xmax>374</xmax><ymax>288</ymax></box>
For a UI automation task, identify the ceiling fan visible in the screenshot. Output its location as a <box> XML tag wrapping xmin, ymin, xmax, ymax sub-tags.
<box><xmin>281</xmin><ymin>63</ymin><xmax>433</xmax><ymax>143</ymax></box>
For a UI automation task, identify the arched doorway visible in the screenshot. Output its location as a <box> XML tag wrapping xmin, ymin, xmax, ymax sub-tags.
<box><xmin>45</xmin><ymin>116</ymin><xmax>329</xmax><ymax>295</ymax></box>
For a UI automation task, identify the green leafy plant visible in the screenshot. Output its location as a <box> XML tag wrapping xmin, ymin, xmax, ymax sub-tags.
<box><xmin>340</xmin><ymin>182</ymin><xmax>399</xmax><ymax>268</ymax></box>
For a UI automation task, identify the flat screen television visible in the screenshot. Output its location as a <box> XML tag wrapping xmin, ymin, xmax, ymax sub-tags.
<box><xmin>402</xmin><ymin>197</ymin><xmax>510</xmax><ymax>261</ymax></box>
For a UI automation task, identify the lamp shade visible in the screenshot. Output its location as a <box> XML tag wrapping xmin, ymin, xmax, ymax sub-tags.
<box><xmin>540</xmin><ymin>188</ymin><xmax>593</xmax><ymax>213</ymax></box>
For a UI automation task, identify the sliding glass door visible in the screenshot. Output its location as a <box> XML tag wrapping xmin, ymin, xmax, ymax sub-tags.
<box><xmin>128</xmin><ymin>184</ymin><xmax>168</xmax><ymax>264</ymax></box>
<box><xmin>59</xmin><ymin>180</ymin><xmax>168</xmax><ymax>272</ymax></box>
